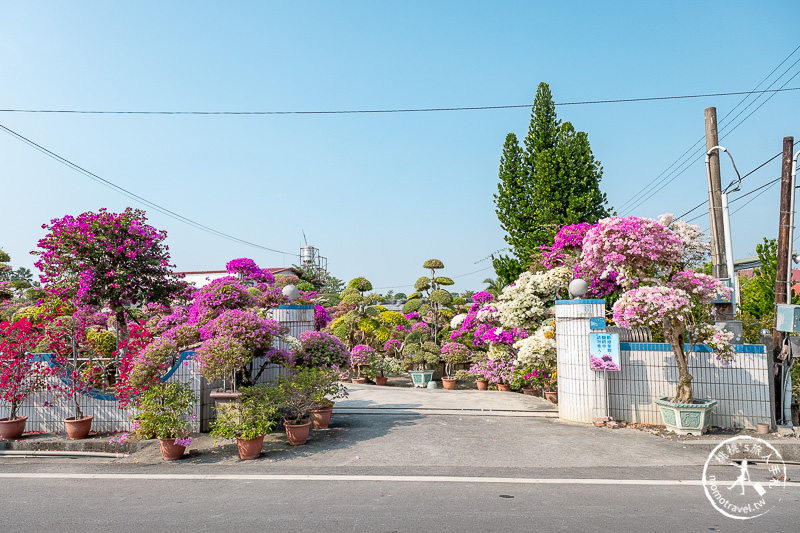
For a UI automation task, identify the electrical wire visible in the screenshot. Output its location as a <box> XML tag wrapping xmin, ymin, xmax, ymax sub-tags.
<box><xmin>0</xmin><ymin>122</ymin><xmax>297</xmax><ymax>256</ymax></box>
<box><xmin>618</xmin><ymin>45</ymin><xmax>800</xmax><ymax>214</ymax></box>
<box><xmin>371</xmin><ymin>266</ymin><xmax>494</xmax><ymax>291</ymax></box>
<box><xmin>0</xmin><ymin>88</ymin><xmax>798</xmax><ymax>116</ymax></box>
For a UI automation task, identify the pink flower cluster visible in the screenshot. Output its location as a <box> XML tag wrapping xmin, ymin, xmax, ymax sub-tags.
<box><xmin>613</xmin><ymin>285</ymin><xmax>692</xmax><ymax>329</ymax></box>
<box><xmin>541</xmin><ymin>223</ymin><xmax>593</xmax><ymax>268</ymax></box>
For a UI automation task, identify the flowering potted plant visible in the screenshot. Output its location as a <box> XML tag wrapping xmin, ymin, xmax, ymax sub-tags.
<box><xmin>439</xmin><ymin>342</ymin><xmax>471</xmax><ymax>390</ymax></box>
<box><xmin>210</xmin><ymin>384</ymin><xmax>278</xmax><ymax>460</ymax></box>
<box><xmin>0</xmin><ymin>318</ymin><xmax>57</xmax><ymax>440</ymax></box>
<box><xmin>543</xmin><ymin>368</ymin><xmax>558</xmax><ymax>403</ymax></box>
<box><xmin>467</xmin><ymin>347</ymin><xmax>518</xmax><ymax>391</ymax></box>
<box><xmin>577</xmin><ymin>215</ymin><xmax>735</xmax><ymax>434</ymax></box>
<box><xmin>308</xmin><ymin>369</ymin><xmax>348</xmax><ymax>429</ymax></box>
<box><xmin>132</xmin><ymin>381</ymin><xmax>198</xmax><ymax>460</ymax></box>
<box><xmin>513</xmin><ymin>365</ymin><xmax>548</xmax><ymax>396</ymax></box>
<box><xmin>371</xmin><ymin>343</ymin><xmax>405</xmax><ymax>386</ymax></box>
<box><xmin>349</xmin><ymin>344</ymin><xmax>376</xmax><ymax>383</ymax></box>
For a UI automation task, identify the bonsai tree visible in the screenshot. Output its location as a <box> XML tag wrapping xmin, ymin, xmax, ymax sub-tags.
<box><xmin>578</xmin><ymin>215</ymin><xmax>734</xmax><ymax>404</ymax></box>
<box><xmin>328</xmin><ymin>276</ymin><xmax>383</xmax><ymax>349</ymax></box>
<box><xmin>403</xmin><ymin>259</ymin><xmax>454</xmax><ymax>341</ymax></box>
<box><xmin>402</xmin><ymin>341</ymin><xmax>440</xmax><ymax>371</ymax></box>
<box><xmin>440</xmin><ymin>342</ymin><xmax>472</xmax><ymax>379</ymax></box>
<box><xmin>210</xmin><ymin>384</ymin><xmax>279</xmax><ymax>441</ymax></box>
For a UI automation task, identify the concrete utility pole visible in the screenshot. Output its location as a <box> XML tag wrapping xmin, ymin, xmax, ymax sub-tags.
<box><xmin>705</xmin><ymin>107</ymin><xmax>727</xmax><ymax>279</ymax></box>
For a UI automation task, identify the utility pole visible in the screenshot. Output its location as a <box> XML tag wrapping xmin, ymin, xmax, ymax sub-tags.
<box><xmin>705</xmin><ymin>107</ymin><xmax>734</xmax><ymax>319</ymax></box>
<box><xmin>774</xmin><ymin>137</ymin><xmax>793</xmax><ymax>356</ymax></box>
<box><xmin>705</xmin><ymin>107</ymin><xmax>727</xmax><ymax>280</ymax></box>
<box><xmin>772</xmin><ymin>137</ymin><xmax>793</xmax><ymax>426</ymax></box>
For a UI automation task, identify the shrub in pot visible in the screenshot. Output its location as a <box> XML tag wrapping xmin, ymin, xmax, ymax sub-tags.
<box><xmin>440</xmin><ymin>342</ymin><xmax>471</xmax><ymax>389</ymax></box>
<box><xmin>132</xmin><ymin>381</ymin><xmax>198</xmax><ymax>460</ymax></box>
<box><xmin>210</xmin><ymin>384</ymin><xmax>278</xmax><ymax>460</ymax></box>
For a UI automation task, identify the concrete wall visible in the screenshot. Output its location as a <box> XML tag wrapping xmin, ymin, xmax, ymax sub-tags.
<box><xmin>556</xmin><ymin>299</ymin><xmax>772</xmax><ymax>430</ymax></box>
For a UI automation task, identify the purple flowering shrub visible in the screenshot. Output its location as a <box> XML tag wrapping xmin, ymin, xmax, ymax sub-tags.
<box><xmin>295</xmin><ymin>330</ymin><xmax>350</xmax><ymax>369</ymax></box>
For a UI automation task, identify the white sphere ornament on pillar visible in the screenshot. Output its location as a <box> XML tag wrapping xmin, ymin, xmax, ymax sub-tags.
<box><xmin>282</xmin><ymin>284</ymin><xmax>300</xmax><ymax>302</ymax></box>
<box><xmin>568</xmin><ymin>278</ymin><xmax>589</xmax><ymax>299</ymax></box>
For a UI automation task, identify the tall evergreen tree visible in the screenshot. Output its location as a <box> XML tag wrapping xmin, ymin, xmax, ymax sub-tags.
<box><xmin>493</xmin><ymin>82</ymin><xmax>610</xmax><ymax>284</ymax></box>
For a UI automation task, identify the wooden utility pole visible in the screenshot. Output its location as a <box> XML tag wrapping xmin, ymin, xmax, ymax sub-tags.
<box><xmin>705</xmin><ymin>107</ymin><xmax>727</xmax><ymax>280</ymax></box>
<box><xmin>774</xmin><ymin>137</ymin><xmax>793</xmax><ymax>352</ymax></box>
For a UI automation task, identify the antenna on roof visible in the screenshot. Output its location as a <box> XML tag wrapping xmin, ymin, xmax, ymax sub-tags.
<box><xmin>302</xmin><ymin>230</ymin><xmax>308</xmax><ymax>247</ymax></box>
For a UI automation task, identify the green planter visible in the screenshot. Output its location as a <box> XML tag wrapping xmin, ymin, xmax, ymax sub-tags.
<box><xmin>409</xmin><ymin>370</ymin><xmax>435</xmax><ymax>388</ymax></box>
<box><xmin>654</xmin><ymin>397</ymin><xmax>717</xmax><ymax>435</ymax></box>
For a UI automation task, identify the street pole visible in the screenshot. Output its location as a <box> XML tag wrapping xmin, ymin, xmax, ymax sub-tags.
<box><xmin>774</xmin><ymin>137</ymin><xmax>793</xmax><ymax>425</ymax></box>
<box><xmin>705</xmin><ymin>107</ymin><xmax>727</xmax><ymax>279</ymax></box>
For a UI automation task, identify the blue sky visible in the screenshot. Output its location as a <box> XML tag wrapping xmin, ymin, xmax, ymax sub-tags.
<box><xmin>1</xmin><ymin>1</ymin><xmax>798</xmax><ymax>295</ymax></box>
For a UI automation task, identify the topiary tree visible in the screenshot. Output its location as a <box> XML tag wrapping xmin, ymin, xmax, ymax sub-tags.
<box><xmin>403</xmin><ymin>259</ymin><xmax>454</xmax><ymax>343</ymax></box>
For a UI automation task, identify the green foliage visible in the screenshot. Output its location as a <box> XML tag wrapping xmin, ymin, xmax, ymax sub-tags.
<box><xmin>210</xmin><ymin>385</ymin><xmax>279</xmax><ymax>440</ymax></box>
<box><xmin>379</xmin><ymin>310</ymin><xmax>407</xmax><ymax>326</ymax></box>
<box><xmin>347</xmin><ymin>276</ymin><xmax>373</xmax><ymax>292</ymax></box>
<box><xmin>270</xmin><ymin>366</ymin><xmax>347</xmax><ymax>423</ymax></box>
<box><xmin>429</xmin><ymin>289</ymin><xmax>453</xmax><ymax>306</ymax></box>
<box><xmin>394</xmin><ymin>292</ymin><xmax>407</xmax><ymax>300</ymax></box>
<box><xmin>0</xmin><ymin>249</ymin><xmax>10</xmax><ymax>263</ymax></box>
<box><xmin>86</xmin><ymin>328</ymin><xmax>117</xmax><ymax>358</ymax></box>
<box><xmin>739</xmin><ymin>238</ymin><xmax>798</xmax><ymax>318</ymax></box>
<box><xmin>407</xmin><ymin>292</ymin><xmax>421</xmax><ymax>300</ymax></box>
<box><xmin>418</xmin><ymin>303</ymin><xmax>432</xmax><ymax>316</ymax></box>
<box><xmin>414</xmin><ymin>276</ymin><xmax>431</xmax><ymax>291</ymax></box>
<box><xmin>423</xmin><ymin>258</ymin><xmax>444</xmax><ymax>270</ymax></box>
<box><xmin>402</xmin><ymin>298</ymin><xmax>423</xmax><ymax>314</ymax></box>
<box><xmin>434</xmin><ymin>276</ymin><xmax>454</xmax><ymax>286</ymax></box>
<box><xmin>493</xmin><ymin>82</ymin><xmax>610</xmax><ymax>281</ymax></box>
<box><xmin>133</xmin><ymin>381</ymin><xmax>197</xmax><ymax>440</ymax></box>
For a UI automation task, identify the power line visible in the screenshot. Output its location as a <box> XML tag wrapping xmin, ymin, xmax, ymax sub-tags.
<box><xmin>371</xmin><ymin>266</ymin><xmax>493</xmax><ymax>291</ymax></box>
<box><xmin>618</xmin><ymin>45</ymin><xmax>800</xmax><ymax>214</ymax></box>
<box><xmin>0</xmin><ymin>122</ymin><xmax>297</xmax><ymax>257</ymax></box>
<box><xmin>0</xmin><ymin>88</ymin><xmax>799</xmax><ymax>116</ymax></box>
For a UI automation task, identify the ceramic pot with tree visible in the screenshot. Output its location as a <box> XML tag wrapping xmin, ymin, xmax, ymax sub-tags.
<box><xmin>271</xmin><ymin>366</ymin><xmax>341</xmax><ymax>445</ymax></box>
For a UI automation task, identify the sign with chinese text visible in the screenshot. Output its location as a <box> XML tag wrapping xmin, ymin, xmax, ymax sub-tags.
<box><xmin>589</xmin><ymin>332</ymin><xmax>620</xmax><ymax>371</ymax></box>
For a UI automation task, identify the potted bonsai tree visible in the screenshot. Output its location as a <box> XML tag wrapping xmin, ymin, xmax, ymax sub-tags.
<box><xmin>577</xmin><ymin>215</ymin><xmax>734</xmax><ymax>434</ymax></box>
<box><xmin>349</xmin><ymin>344</ymin><xmax>376</xmax><ymax>383</ymax></box>
<box><xmin>210</xmin><ymin>384</ymin><xmax>279</xmax><ymax>460</ymax></box>
<box><xmin>402</xmin><ymin>341</ymin><xmax>441</xmax><ymax>388</ymax></box>
<box><xmin>439</xmin><ymin>342</ymin><xmax>471</xmax><ymax>390</ymax></box>
<box><xmin>132</xmin><ymin>381</ymin><xmax>198</xmax><ymax>460</ymax></box>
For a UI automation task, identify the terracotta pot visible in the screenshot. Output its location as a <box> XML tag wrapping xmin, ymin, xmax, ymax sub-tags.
<box><xmin>0</xmin><ymin>416</ymin><xmax>27</xmax><ymax>440</ymax></box>
<box><xmin>351</xmin><ymin>377</ymin><xmax>367</xmax><ymax>384</ymax></box>
<box><xmin>545</xmin><ymin>390</ymin><xmax>558</xmax><ymax>404</ymax></box>
<box><xmin>476</xmin><ymin>379</ymin><xmax>489</xmax><ymax>391</ymax></box>
<box><xmin>374</xmin><ymin>376</ymin><xmax>389</xmax><ymax>386</ymax></box>
<box><xmin>310</xmin><ymin>405</ymin><xmax>334</xmax><ymax>429</ymax></box>
<box><xmin>209</xmin><ymin>390</ymin><xmax>242</xmax><ymax>404</ymax></box>
<box><xmin>285</xmin><ymin>421</ymin><xmax>312</xmax><ymax>446</ymax></box>
<box><xmin>159</xmin><ymin>438</ymin><xmax>187</xmax><ymax>461</ymax></box>
<box><xmin>522</xmin><ymin>387</ymin><xmax>542</xmax><ymax>397</ymax></box>
<box><xmin>497</xmin><ymin>383</ymin><xmax>512</xmax><ymax>392</ymax></box>
<box><xmin>65</xmin><ymin>415</ymin><xmax>93</xmax><ymax>440</ymax></box>
<box><xmin>441</xmin><ymin>377</ymin><xmax>457</xmax><ymax>390</ymax></box>
<box><xmin>236</xmin><ymin>435</ymin><xmax>265</xmax><ymax>460</ymax></box>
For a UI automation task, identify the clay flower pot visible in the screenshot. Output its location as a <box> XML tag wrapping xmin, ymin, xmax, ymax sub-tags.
<box><xmin>476</xmin><ymin>379</ymin><xmax>489</xmax><ymax>391</ymax></box>
<box><xmin>285</xmin><ymin>421</ymin><xmax>312</xmax><ymax>446</ymax></box>
<box><xmin>65</xmin><ymin>415</ymin><xmax>94</xmax><ymax>440</ymax></box>
<box><xmin>374</xmin><ymin>376</ymin><xmax>389</xmax><ymax>386</ymax></box>
<box><xmin>351</xmin><ymin>377</ymin><xmax>367</xmax><ymax>384</ymax></box>
<box><xmin>497</xmin><ymin>383</ymin><xmax>512</xmax><ymax>392</ymax></box>
<box><xmin>441</xmin><ymin>377</ymin><xmax>457</xmax><ymax>390</ymax></box>
<box><xmin>159</xmin><ymin>438</ymin><xmax>187</xmax><ymax>461</ymax></box>
<box><xmin>236</xmin><ymin>435</ymin><xmax>265</xmax><ymax>460</ymax></box>
<box><xmin>0</xmin><ymin>416</ymin><xmax>28</xmax><ymax>440</ymax></box>
<box><xmin>310</xmin><ymin>404</ymin><xmax>334</xmax><ymax>429</ymax></box>
<box><xmin>544</xmin><ymin>390</ymin><xmax>558</xmax><ymax>404</ymax></box>
<box><xmin>522</xmin><ymin>387</ymin><xmax>542</xmax><ymax>397</ymax></box>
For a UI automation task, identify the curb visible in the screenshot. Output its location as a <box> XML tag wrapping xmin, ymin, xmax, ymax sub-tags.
<box><xmin>674</xmin><ymin>440</ymin><xmax>800</xmax><ymax>462</ymax></box>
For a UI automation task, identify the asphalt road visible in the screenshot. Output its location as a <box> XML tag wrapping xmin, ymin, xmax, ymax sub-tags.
<box><xmin>2</xmin><ymin>413</ymin><xmax>800</xmax><ymax>531</ymax></box>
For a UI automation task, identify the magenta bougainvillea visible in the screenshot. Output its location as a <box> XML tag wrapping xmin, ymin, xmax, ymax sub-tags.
<box><xmin>34</xmin><ymin>208</ymin><xmax>188</xmax><ymax>341</ymax></box>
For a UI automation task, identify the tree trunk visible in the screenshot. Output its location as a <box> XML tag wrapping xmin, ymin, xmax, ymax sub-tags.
<box><xmin>666</xmin><ymin>324</ymin><xmax>693</xmax><ymax>404</ymax></box>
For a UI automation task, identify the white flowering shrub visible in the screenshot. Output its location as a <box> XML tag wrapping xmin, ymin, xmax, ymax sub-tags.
<box><xmin>495</xmin><ymin>266</ymin><xmax>571</xmax><ymax>331</ymax></box>
<box><xmin>514</xmin><ymin>321</ymin><xmax>556</xmax><ymax>366</ymax></box>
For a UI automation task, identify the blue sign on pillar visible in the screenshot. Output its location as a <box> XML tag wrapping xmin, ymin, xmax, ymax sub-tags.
<box><xmin>589</xmin><ymin>333</ymin><xmax>621</xmax><ymax>371</ymax></box>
